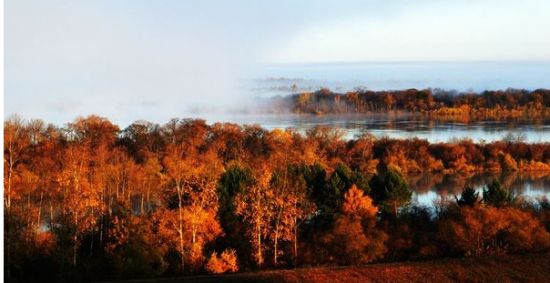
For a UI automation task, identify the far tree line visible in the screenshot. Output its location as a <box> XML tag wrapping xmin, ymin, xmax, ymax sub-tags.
<box><xmin>4</xmin><ymin>116</ymin><xmax>550</xmax><ymax>282</ymax></box>
<box><xmin>265</xmin><ymin>88</ymin><xmax>550</xmax><ymax>118</ymax></box>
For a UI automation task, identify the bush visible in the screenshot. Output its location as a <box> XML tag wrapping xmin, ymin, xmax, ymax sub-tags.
<box><xmin>205</xmin><ymin>249</ymin><xmax>239</xmax><ymax>274</ymax></box>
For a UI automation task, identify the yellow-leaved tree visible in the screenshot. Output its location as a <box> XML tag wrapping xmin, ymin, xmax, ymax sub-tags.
<box><xmin>235</xmin><ymin>169</ymin><xmax>273</xmax><ymax>267</ymax></box>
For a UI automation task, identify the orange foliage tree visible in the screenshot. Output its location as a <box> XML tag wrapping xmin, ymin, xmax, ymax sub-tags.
<box><xmin>439</xmin><ymin>206</ymin><xmax>550</xmax><ymax>256</ymax></box>
<box><xmin>324</xmin><ymin>185</ymin><xmax>387</xmax><ymax>265</ymax></box>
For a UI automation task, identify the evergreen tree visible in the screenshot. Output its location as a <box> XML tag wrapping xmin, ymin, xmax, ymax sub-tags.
<box><xmin>456</xmin><ymin>186</ymin><xmax>480</xmax><ymax>207</ymax></box>
<box><xmin>483</xmin><ymin>180</ymin><xmax>514</xmax><ymax>207</ymax></box>
<box><xmin>369</xmin><ymin>168</ymin><xmax>411</xmax><ymax>217</ymax></box>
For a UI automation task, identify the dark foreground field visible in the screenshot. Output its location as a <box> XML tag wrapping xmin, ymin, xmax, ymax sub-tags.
<box><xmin>107</xmin><ymin>254</ymin><xmax>550</xmax><ymax>283</ymax></box>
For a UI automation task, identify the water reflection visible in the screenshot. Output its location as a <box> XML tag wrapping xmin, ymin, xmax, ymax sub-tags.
<box><xmin>199</xmin><ymin>113</ymin><xmax>549</xmax><ymax>143</ymax></box>
<box><xmin>408</xmin><ymin>172</ymin><xmax>550</xmax><ymax>208</ymax></box>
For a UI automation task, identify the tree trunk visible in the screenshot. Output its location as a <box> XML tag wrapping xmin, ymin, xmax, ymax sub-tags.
<box><xmin>49</xmin><ymin>200</ymin><xmax>54</xmax><ymax>229</ymax></box>
<box><xmin>179</xmin><ymin>227</ymin><xmax>185</xmax><ymax>272</ymax></box>
<box><xmin>191</xmin><ymin>222</ymin><xmax>197</xmax><ymax>260</ymax></box>
<box><xmin>274</xmin><ymin>227</ymin><xmax>279</xmax><ymax>265</ymax></box>
<box><xmin>6</xmin><ymin>139</ymin><xmax>15</xmax><ymax>213</ymax></box>
<box><xmin>192</xmin><ymin>222</ymin><xmax>197</xmax><ymax>245</ymax></box>
<box><xmin>293</xmin><ymin>219</ymin><xmax>298</xmax><ymax>267</ymax></box>
<box><xmin>26</xmin><ymin>194</ymin><xmax>32</xmax><ymax>240</ymax></box>
<box><xmin>90</xmin><ymin>209</ymin><xmax>94</xmax><ymax>256</ymax></box>
<box><xmin>37</xmin><ymin>191</ymin><xmax>44</xmax><ymax>231</ymax></box>
<box><xmin>177</xmin><ymin>185</ymin><xmax>185</xmax><ymax>272</ymax></box>
<box><xmin>100</xmin><ymin>214</ymin><xmax>104</xmax><ymax>247</ymax></box>
<box><xmin>6</xmin><ymin>204</ymin><xmax>11</xmax><ymax>279</ymax></box>
<box><xmin>99</xmin><ymin>183</ymin><xmax>104</xmax><ymax>247</ymax></box>
<box><xmin>108</xmin><ymin>185</ymin><xmax>113</xmax><ymax>216</ymax></box>
<box><xmin>140</xmin><ymin>194</ymin><xmax>145</xmax><ymax>215</ymax></box>
<box><xmin>73</xmin><ymin>213</ymin><xmax>79</xmax><ymax>265</ymax></box>
<box><xmin>146</xmin><ymin>188</ymin><xmax>151</xmax><ymax>214</ymax></box>
<box><xmin>73</xmin><ymin>236</ymin><xmax>78</xmax><ymax>266</ymax></box>
<box><xmin>256</xmin><ymin>222</ymin><xmax>263</xmax><ymax>267</ymax></box>
<box><xmin>6</xmin><ymin>160</ymin><xmax>13</xmax><ymax>212</ymax></box>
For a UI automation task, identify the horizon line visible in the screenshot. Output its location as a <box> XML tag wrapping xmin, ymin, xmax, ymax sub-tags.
<box><xmin>260</xmin><ymin>60</ymin><xmax>550</xmax><ymax>67</ymax></box>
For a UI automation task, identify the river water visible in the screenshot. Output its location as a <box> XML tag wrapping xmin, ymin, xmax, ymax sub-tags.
<box><xmin>201</xmin><ymin>113</ymin><xmax>549</xmax><ymax>143</ymax></box>
<box><xmin>407</xmin><ymin>172</ymin><xmax>550</xmax><ymax>210</ymax></box>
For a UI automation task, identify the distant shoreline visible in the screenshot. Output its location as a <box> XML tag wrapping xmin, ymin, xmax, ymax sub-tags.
<box><xmin>259</xmin><ymin>88</ymin><xmax>550</xmax><ymax>119</ymax></box>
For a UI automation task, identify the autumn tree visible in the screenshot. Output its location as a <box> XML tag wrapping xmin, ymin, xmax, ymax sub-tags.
<box><xmin>53</xmin><ymin>116</ymin><xmax>118</xmax><ymax>265</ymax></box>
<box><xmin>154</xmin><ymin>205</ymin><xmax>222</xmax><ymax>272</ymax></box>
<box><xmin>161</xmin><ymin>119</ymin><xmax>223</xmax><ymax>272</ymax></box>
<box><xmin>57</xmin><ymin>142</ymin><xmax>101</xmax><ymax>265</ymax></box>
<box><xmin>162</xmin><ymin>145</ymin><xmax>222</xmax><ymax>271</ymax></box>
<box><xmin>324</xmin><ymin>185</ymin><xmax>387</xmax><ymax>265</ymax></box>
<box><xmin>135</xmin><ymin>157</ymin><xmax>163</xmax><ymax>215</ymax></box>
<box><xmin>235</xmin><ymin>169</ymin><xmax>273</xmax><ymax>267</ymax></box>
<box><xmin>345</xmin><ymin>133</ymin><xmax>378</xmax><ymax>174</ymax></box>
<box><xmin>4</xmin><ymin>117</ymin><xmax>30</xmax><ymax>278</ymax></box>
<box><xmin>439</xmin><ymin>206</ymin><xmax>550</xmax><ymax>256</ymax></box>
<box><xmin>4</xmin><ymin>117</ymin><xmax>29</xmax><ymax>213</ymax></box>
<box><xmin>269</xmin><ymin>166</ymin><xmax>314</xmax><ymax>266</ymax></box>
<box><xmin>119</xmin><ymin>120</ymin><xmax>164</xmax><ymax>162</ymax></box>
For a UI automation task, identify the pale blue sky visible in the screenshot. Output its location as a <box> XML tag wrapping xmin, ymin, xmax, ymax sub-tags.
<box><xmin>5</xmin><ymin>0</ymin><xmax>550</xmax><ymax>125</ymax></box>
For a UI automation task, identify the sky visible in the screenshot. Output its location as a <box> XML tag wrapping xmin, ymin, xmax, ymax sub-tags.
<box><xmin>5</xmin><ymin>0</ymin><xmax>550</xmax><ymax>126</ymax></box>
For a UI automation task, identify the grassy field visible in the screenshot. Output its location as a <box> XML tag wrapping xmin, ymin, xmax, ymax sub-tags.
<box><xmin>107</xmin><ymin>253</ymin><xmax>550</xmax><ymax>283</ymax></box>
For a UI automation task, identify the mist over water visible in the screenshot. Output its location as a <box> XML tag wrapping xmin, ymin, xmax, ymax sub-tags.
<box><xmin>192</xmin><ymin>61</ymin><xmax>550</xmax><ymax>143</ymax></box>
<box><xmin>247</xmin><ymin>62</ymin><xmax>550</xmax><ymax>96</ymax></box>
<box><xmin>7</xmin><ymin>58</ymin><xmax>550</xmax><ymax>143</ymax></box>
<box><xmin>7</xmin><ymin>0</ymin><xmax>550</xmax><ymax>127</ymax></box>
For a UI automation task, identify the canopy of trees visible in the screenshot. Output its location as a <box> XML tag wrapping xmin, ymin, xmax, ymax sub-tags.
<box><xmin>4</xmin><ymin>116</ymin><xmax>550</xmax><ymax>282</ymax></box>
<box><xmin>265</xmin><ymin>88</ymin><xmax>550</xmax><ymax>119</ymax></box>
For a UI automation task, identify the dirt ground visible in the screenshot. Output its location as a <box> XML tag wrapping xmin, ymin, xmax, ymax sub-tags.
<box><xmin>105</xmin><ymin>253</ymin><xmax>550</xmax><ymax>283</ymax></box>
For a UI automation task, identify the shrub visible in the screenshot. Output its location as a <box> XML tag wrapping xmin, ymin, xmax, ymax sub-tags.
<box><xmin>205</xmin><ymin>249</ymin><xmax>239</xmax><ymax>274</ymax></box>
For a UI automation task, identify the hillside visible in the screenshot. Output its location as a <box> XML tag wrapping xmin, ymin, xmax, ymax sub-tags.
<box><xmin>110</xmin><ymin>254</ymin><xmax>550</xmax><ymax>283</ymax></box>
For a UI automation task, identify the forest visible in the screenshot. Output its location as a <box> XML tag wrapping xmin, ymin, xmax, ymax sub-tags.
<box><xmin>266</xmin><ymin>88</ymin><xmax>550</xmax><ymax>118</ymax></box>
<box><xmin>4</xmin><ymin>116</ymin><xmax>550</xmax><ymax>282</ymax></box>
